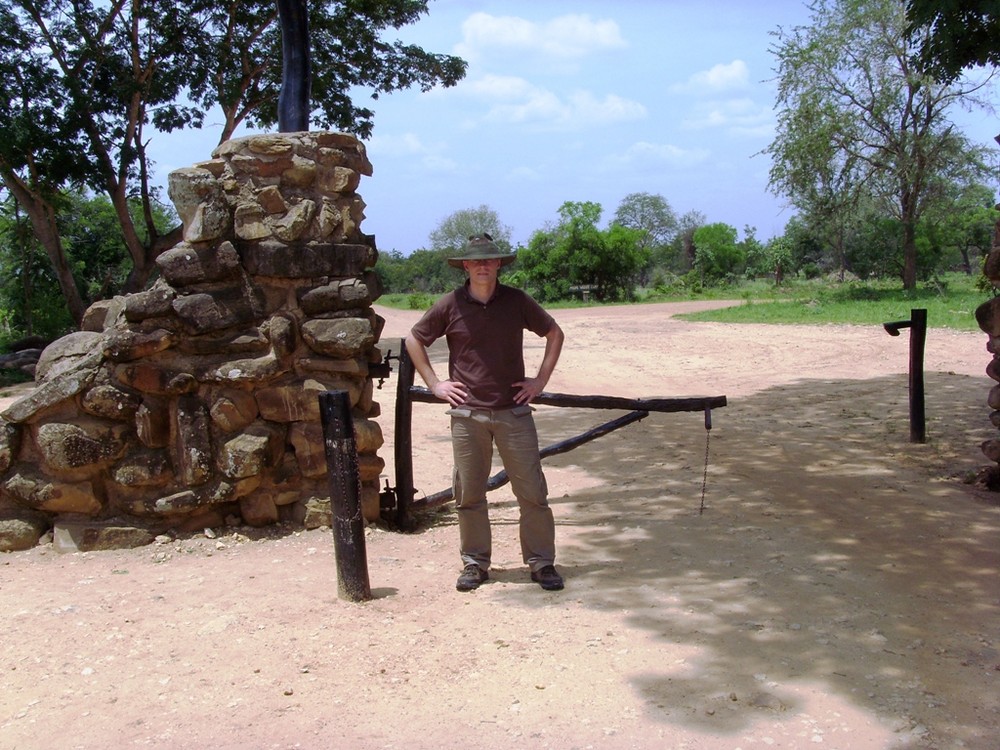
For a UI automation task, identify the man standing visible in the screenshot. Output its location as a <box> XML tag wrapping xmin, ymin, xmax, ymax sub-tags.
<box><xmin>406</xmin><ymin>234</ymin><xmax>565</xmax><ymax>592</ymax></box>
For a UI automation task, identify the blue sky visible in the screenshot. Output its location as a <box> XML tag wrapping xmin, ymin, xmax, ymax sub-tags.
<box><xmin>154</xmin><ymin>0</ymin><xmax>1000</xmax><ymax>255</ymax></box>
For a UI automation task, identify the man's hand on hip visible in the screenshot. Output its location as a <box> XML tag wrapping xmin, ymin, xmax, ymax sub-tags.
<box><xmin>432</xmin><ymin>380</ymin><xmax>469</xmax><ymax>407</ymax></box>
<box><xmin>513</xmin><ymin>377</ymin><xmax>544</xmax><ymax>404</ymax></box>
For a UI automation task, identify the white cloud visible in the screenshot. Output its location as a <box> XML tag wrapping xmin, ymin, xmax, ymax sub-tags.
<box><xmin>464</xmin><ymin>73</ymin><xmax>537</xmax><ymax>101</ymax></box>
<box><xmin>456</xmin><ymin>12</ymin><xmax>626</xmax><ymax>62</ymax></box>
<box><xmin>671</xmin><ymin>60</ymin><xmax>752</xmax><ymax>94</ymax></box>
<box><xmin>680</xmin><ymin>97</ymin><xmax>773</xmax><ymax>136</ymax></box>
<box><xmin>366</xmin><ymin>133</ymin><xmax>458</xmax><ymax>172</ymax></box>
<box><xmin>365</xmin><ymin>132</ymin><xmax>426</xmax><ymax>157</ymax></box>
<box><xmin>460</xmin><ymin>74</ymin><xmax>645</xmax><ymax>129</ymax></box>
<box><xmin>629</xmin><ymin>141</ymin><xmax>711</xmax><ymax>166</ymax></box>
<box><xmin>604</xmin><ymin>141</ymin><xmax>712</xmax><ymax>172</ymax></box>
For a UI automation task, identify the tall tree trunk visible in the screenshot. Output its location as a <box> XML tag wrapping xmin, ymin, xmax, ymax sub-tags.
<box><xmin>901</xmin><ymin>219</ymin><xmax>917</xmax><ymax>290</ymax></box>
<box><xmin>0</xmin><ymin>170</ymin><xmax>87</xmax><ymax>326</ymax></box>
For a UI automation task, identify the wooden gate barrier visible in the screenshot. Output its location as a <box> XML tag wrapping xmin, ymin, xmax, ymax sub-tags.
<box><xmin>388</xmin><ymin>340</ymin><xmax>727</xmax><ymax>528</ymax></box>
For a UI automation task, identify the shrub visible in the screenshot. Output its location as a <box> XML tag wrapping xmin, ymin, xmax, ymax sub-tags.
<box><xmin>407</xmin><ymin>292</ymin><xmax>433</xmax><ymax>310</ymax></box>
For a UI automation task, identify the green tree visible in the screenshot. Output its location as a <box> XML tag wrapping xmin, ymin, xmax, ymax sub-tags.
<box><xmin>673</xmin><ymin>210</ymin><xmax>707</xmax><ymax>272</ymax></box>
<box><xmin>764</xmin><ymin>79</ymin><xmax>868</xmax><ymax>280</ymax></box>
<box><xmin>766</xmin><ymin>0</ymin><xmax>993</xmax><ymax>290</ymax></box>
<box><xmin>922</xmin><ymin>182</ymin><xmax>996</xmax><ymax>274</ymax></box>
<box><xmin>765</xmin><ymin>236</ymin><xmax>795</xmax><ymax>284</ymax></box>
<box><xmin>692</xmin><ymin>223</ymin><xmax>743</xmax><ymax>283</ymax></box>
<box><xmin>518</xmin><ymin>201</ymin><xmax>647</xmax><ymax>302</ymax></box>
<box><xmin>0</xmin><ymin>189</ymin><xmax>180</xmax><ymax>342</ymax></box>
<box><xmin>429</xmin><ymin>205</ymin><xmax>513</xmax><ymax>255</ymax></box>
<box><xmin>0</xmin><ymin>193</ymin><xmax>66</xmax><ymax>340</ymax></box>
<box><xmin>404</xmin><ymin>247</ymin><xmax>462</xmax><ymax>294</ymax></box>
<box><xmin>613</xmin><ymin>192</ymin><xmax>678</xmax><ymax>283</ymax></box>
<box><xmin>743</xmin><ymin>225</ymin><xmax>793</xmax><ymax>284</ymax></box>
<box><xmin>0</xmin><ymin>0</ymin><xmax>466</xmax><ymax>324</ymax></box>
<box><xmin>782</xmin><ymin>215</ymin><xmax>828</xmax><ymax>278</ymax></box>
<box><xmin>906</xmin><ymin>0</ymin><xmax>1000</xmax><ymax>82</ymax></box>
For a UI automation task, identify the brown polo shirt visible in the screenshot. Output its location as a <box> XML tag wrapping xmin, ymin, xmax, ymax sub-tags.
<box><xmin>410</xmin><ymin>282</ymin><xmax>555</xmax><ymax>409</ymax></box>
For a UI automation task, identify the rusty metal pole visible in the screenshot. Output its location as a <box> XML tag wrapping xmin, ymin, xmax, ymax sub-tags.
<box><xmin>318</xmin><ymin>390</ymin><xmax>371</xmax><ymax>601</ymax></box>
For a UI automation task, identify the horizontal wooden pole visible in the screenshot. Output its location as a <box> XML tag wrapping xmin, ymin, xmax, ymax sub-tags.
<box><xmin>408</xmin><ymin>387</ymin><xmax>726</xmax><ymax>414</ymax></box>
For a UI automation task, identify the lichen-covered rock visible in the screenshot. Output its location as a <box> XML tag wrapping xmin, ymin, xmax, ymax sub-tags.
<box><xmin>301</xmin><ymin>317</ymin><xmax>375</xmax><ymax>358</ymax></box>
<box><xmin>209</xmin><ymin>390</ymin><xmax>259</xmax><ymax>433</ymax></box>
<box><xmin>0</xmin><ymin>420</ymin><xmax>20</xmax><ymax>474</ymax></box>
<box><xmin>168</xmin><ymin>167</ymin><xmax>232</xmax><ymax>243</ymax></box>
<box><xmin>172</xmin><ymin>288</ymin><xmax>263</xmax><ymax>335</ymax></box>
<box><xmin>217</xmin><ymin>424</ymin><xmax>282</xmax><ymax>480</ymax></box>
<box><xmin>123</xmin><ymin>282</ymin><xmax>176</xmax><ymax>322</ymax></box>
<box><xmin>52</xmin><ymin>520</ymin><xmax>154</xmax><ymax>553</ymax></box>
<box><xmin>103</xmin><ymin>328</ymin><xmax>178</xmax><ymax>362</ymax></box>
<box><xmin>2</xmin><ymin>469</ymin><xmax>102</xmax><ymax>514</ymax></box>
<box><xmin>157</xmin><ymin>240</ymin><xmax>242</xmax><ymax>287</ymax></box>
<box><xmin>172</xmin><ymin>396</ymin><xmax>213</xmax><ymax>486</ymax></box>
<box><xmin>241</xmin><ymin>240</ymin><xmax>376</xmax><ymax>278</ymax></box>
<box><xmin>35</xmin><ymin>332</ymin><xmax>104</xmax><ymax>382</ymax></box>
<box><xmin>0</xmin><ymin>514</ymin><xmax>48</xmax><ymax>551</ymax></box>
<box><xmin>35</xmin><ymin>421</ymin><xmax>128</xmax><ymax>473</ymax></box>
<box><xmin>81</xmin><ymin>296</ymin><xmax>126</xmax><ymax>332</ymax></box>
<box><xmin>299</xmin><ymin>277</ymin><xmax>377</xmax><ymax>315</ymax></box>
<box><xmin>111</xmin><ymin>449</ymin><xmax>173</xmax><ymax>487</ymax></box>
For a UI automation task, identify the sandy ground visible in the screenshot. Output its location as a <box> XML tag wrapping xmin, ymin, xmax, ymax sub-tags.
<box><xmin>1</xmin><ymin>300</ymin><xmax>998</xmax><ymax>750</ymax></box>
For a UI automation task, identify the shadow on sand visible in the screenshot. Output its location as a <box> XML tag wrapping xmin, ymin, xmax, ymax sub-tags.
<box><xmin>410</xmin><ymin>369</ymin><xmax>999</xmax><ymax>745</ymax></box>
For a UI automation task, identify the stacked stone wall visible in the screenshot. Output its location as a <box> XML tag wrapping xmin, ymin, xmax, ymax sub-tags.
<box><xmin>976</xmin><ymin>207</ymin><xmax>1000</xmax><ymax>482</ymax></box>
<box><xmin>0</xmin><ymin>132</ymin><xmax>386</xmax><ymax>551</ymax></box>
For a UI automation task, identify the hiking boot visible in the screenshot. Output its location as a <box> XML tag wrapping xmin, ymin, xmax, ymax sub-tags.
<box><xmin>531</xmin><ymin>565</ymin><xmax>564</xmax><ymax>591</ymax></box>
<box><xmin>456</xmin><ymin>564</ymin><xmax>488</xmax><ymax>591</ymax></box>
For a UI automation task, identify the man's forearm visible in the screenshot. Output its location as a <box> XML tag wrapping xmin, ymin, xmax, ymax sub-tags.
<box><xmin>405</xmin><ymin>335</ymin><xmax>439</xmax><ymax>389</ymax></box>
<box><xmin>536</xmin><ymin>323</ymin><xmax>565</xmax><ymax>386</ymax></box>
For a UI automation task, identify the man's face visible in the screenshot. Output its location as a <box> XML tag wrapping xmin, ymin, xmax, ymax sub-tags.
<box><xmin>463</xmin><ymin>257</ymin><xmax>501</xmax><ymax>282</ymax></box>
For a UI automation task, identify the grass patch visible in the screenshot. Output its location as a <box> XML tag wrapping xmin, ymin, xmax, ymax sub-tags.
<box><xmin>676</xmin><ymin>275</ymin><xmax>986</xmax><ymax>331</ymax></box>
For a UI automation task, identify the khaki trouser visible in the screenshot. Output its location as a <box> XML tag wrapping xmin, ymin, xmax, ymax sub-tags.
<box><xmin>448</xmin><ymin>405</ymin><xmax>555</xmax><ymax>572</ymax></box>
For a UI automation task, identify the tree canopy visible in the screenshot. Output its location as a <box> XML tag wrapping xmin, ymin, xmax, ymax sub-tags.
<box><xmin>429</xmin><ymin>205</ymin><xmax>513</xmax><ymax>255</ymax></box>
<box><xmin>516</xmin><ymin>201</ymin><xmax>648</xmax><ymax>303</ymax></box>
<box><xmin>906</xmin><ymin>0</ymin><xmax>1000</xmax><ymax>81</ymax></box>
<box><xmin>766</xmin><ymin>0</ymin><xmax>993</xmax><ymax>290</ymax></box>
<box><xmin>0</xmin><ymin>0</ymin><xmax>466</xmax><ymax>324</ymax></box>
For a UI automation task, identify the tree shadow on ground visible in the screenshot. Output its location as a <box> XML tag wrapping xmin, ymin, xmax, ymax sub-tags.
<box><xmin>501</xmin><ymin>371</ymin><xmax>999</xmax><ymax>746</ymax></box>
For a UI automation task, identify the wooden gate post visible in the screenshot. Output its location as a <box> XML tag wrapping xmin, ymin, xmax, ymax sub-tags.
<box><xmin>908</xmin><ymin>308</ymin><xmax>927</xmax><ymax>443</ymax></box>
<box><xmin>883</xmin><ymin>308</ymin><xmax>927</xmax><ymax>443</ymax></box>
<box><xmin>318</xmin><ymin>390</ymin><xmax>372</xmax><ymax>601</ymax></box>
<box><xmin>393</xmin><ymin>340</ymin><xmax>417</xmax><ymax>529</ymax></box>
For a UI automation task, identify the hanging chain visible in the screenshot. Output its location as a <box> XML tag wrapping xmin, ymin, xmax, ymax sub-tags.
<box><xmin>699</xmin><ymin>428</ymin><xmax>710</xmax><ymax>515</ymax></box>
<box><xmin>699</xmin><ymin>406</ymin><xmax>712</xmax><ymax>515</ymax></box>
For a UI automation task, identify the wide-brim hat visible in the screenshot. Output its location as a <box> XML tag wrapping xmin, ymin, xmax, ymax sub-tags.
<box><xmin>447</xmin><ymin>233</ymin><xmax>516</xmax><ymax>268</ymax></box>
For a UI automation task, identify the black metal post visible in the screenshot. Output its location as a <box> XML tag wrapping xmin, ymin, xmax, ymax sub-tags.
<box><xmin>883</xmin><ymin>308</ymin><xmax>927</xmax><ymax>443</ymax></box>
<box><xmin>909</xmin><ymin>308</ymin><xmax>927</xmax><ymax>443</ymax></box>
<box><xmin>393</xmin><ymin>340</ymin><xmax>417</xmax><ymax>529</ymax></box>
<box><xmin>318</xmin><ymin>390</ymin><xmax>371</xmax><ymax>601</ymax></box>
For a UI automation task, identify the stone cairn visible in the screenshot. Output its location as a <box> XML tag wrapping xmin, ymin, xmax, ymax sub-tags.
<box><xmin>976</xmin><ymin>209</ymin><xmax>1000</xmax><ymax>487</ymax></box>
<box><xmin>0</xmin><ymin>132</ymin><xmax>386</xmax><ymax>551</ymax></box>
